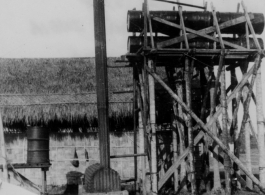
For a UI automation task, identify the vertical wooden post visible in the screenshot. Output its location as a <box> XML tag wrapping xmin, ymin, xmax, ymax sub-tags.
<box><xmin>242</xmin><ymin>1</ymin><xmax>265</xmax><ymax>187</ymax></box>
<box><xmin>256</xmin><ymin>58</ymin><xmax>265</xmax><ymax>187</ymax></box>
<box><xmin>172</xmin><ymin>112</ymin><xmax>179</xmax><ymax>192</ymax></box>
<box><xmin>0</xmin><ymin>113</ymin><xmax>8</xmax><ymax>182</ymax></box>
<box><xmin>137</xmin><ymin>80</ymin><xmax>147</xmax><ymax>195</ymax></box>
<box><xmin>211</xmin><ymin>3</ymin><xmax>231</xmax><ymax>194</ymax></box>
<box><xmin>239</xmin><ymin>59</ymin><xmax>260</xmax><ymax>190</ymax></box>
<box><xmin>148</xmin><ymin>59</ymin><xmax>157</xmax><ymax>194</ymax></box>
<box><xmin>138</xmin><ymin>62</ymin><xmax>151</xmax><ymax>191</ymax></box>
<box><xmin>145</xmin><ymin>0</ymin><xmax>157</xmax><ymax>191</ymax></box>
<box><xmin>176</xmin><ymin>71</ymin><xmax>187</xmax><ymax>191</ymax></box>
<box><xmin>244</xmin><ymin>116</ymin><xmax>253</xmax><ymax>189</ymax></box>
<box><xmin>220</xmin><ymin>52</ymin><xmax>231</xmax><ymax>195</ymax></box>
<box><xmin>41</xmin><ymin>169</ymin><xmax>47</xmax><ymax>195</ymax></box>
<box><xmin>230</xmin><ymin>66</ymin><xmax>240</xmax><ymax>190</ymax></box>
<box><xmin>93</xmin><ymin>0</ymin><xmax>110</xmax><ymax>168</ymax></box>
<box><xmin>133</xmin><ymin>65</ymin><xmax>138</xmax><ymax>192</ymax></box>
<box><xmin>185</xmin><ymin>57</ymin><xmax>196</xmax><ymax>194</ymax></box>
<box><xmin>178</xmin><ymin>5</ymin><xmax>196</xmax><ymax>194</ymax></box>
<box><xmin>176</xmin><ymin>1</ymin><xmax>184</xmax><ymax>190</ymax></box>
<box><xmin>142</xmin><ymin>2</ymin><xmax>152</xmax><ymax>178</ymax></box>
<box><xmin>210</xmin><ymin>76</ymin><xmax>221</xmax><ymax>189</ymax></box>
<box><xmin>165</xmin><ymin>66</ymin><xmax>179</xmax><ymax>191</ymax></box>
<box><xmin>231</xmin><ymin>4</ymin><xmax>240</xmax><ymax>190</ymax></box>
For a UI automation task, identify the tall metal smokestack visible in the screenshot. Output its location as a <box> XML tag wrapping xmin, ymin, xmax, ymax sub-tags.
<box><xmin>93</xmin><ymin>0</ymin><xmax>110</xmax><ymax>168</ymax></box>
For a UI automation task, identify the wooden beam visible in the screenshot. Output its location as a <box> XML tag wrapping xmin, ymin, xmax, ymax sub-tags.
<box><xmin>145</xmin><ymin>65</ymin><xmax>265</xmax><ymax>193</ymax></box>
<box><xmin>156</xmin><ymin>14</ymin><xmax>253</xmax><ymax>48</ymax></box>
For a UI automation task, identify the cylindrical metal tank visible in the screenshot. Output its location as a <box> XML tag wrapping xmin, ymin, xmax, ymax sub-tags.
<box><xmin>127</xmin><ymin>10</ymin><xmax>264</xmax><ymax>35</ymax></box>
<box><xmin>27</xmin><ymin>126</ymin><xmax>49</xmax><ymax>164</ymax></box>
<box><xmin>127</xmin><ymin>36</ymin><xmax>264</xmax><ymax>53</ymax></box>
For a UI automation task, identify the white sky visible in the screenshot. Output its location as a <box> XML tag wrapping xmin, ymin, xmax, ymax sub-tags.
<box><xmin>0</xmin><ymin>0</ymin><xmax>263</xmax><ymax>58</ymax></box>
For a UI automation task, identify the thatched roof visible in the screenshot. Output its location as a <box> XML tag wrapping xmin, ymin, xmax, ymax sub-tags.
<box><xmin>0</xmin><ymin>58</ymin><xmax>133</xmax><ymax>130</ymax></box>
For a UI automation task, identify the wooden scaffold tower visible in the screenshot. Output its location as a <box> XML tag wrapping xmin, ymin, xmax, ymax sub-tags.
<box><xmin>126</xmin><ymin>0</ymin><xmax>265</xmax><ymax>194</ymax></box>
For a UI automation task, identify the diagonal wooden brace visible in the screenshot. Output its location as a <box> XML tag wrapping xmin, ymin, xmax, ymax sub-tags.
<box><xmin>145</xmin><ymin>56</ymin><xmax>265</xmax><ymax>193</ymax></box>
<box><xmin>158</xmin><ymin>56</ymin><xmax>259</xmax><ymax>189</ymax></box>
<box><xmin>154</xmin><ymin>14</ymin><xmax>254</xmax><ymax>49</ymax></box>
<box><xmin>194</xmin><ymin>55</ymin><xmax>260</xmax><ymax>144</ymax></box>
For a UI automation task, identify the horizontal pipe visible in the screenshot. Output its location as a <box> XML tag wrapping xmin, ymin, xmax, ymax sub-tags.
<box><xmin>121</xmin><ymin>178</ymin><xmax>136</xmax><ymax>183</ymax></box>
<box><xmin>128</xmin><ymin>36</ymin><xmax>264</xmax><ymax>53</ymax></box>
<box><xmin>127</xmin><ymin>10</ymin><xmax>264</xmax><ymax>35</ymax></box>
<box><xmin>110</xmin><ymin>153</ymin><xmax>147</xmax><ymax>158</ymax></box>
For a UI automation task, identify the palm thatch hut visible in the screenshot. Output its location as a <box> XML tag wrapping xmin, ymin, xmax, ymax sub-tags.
<box><xmin>0</xmin><ymin>57</ymin><xmax>133</xmax><ymax>132</ymax></box>
<box><xmin>0</xmin><ymin>57</ymin><xmax>137</xmax><ymax>187</ymax></box>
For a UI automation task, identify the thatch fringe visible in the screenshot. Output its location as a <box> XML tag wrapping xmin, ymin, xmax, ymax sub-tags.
<box><xmin>0</xmin><ymin>57</ymin><xmax>133</xmax><ymax>128</ymax></box>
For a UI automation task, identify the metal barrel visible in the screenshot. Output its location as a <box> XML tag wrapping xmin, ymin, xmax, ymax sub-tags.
<box><xmin>27</xmin><ymin>126</ymin><xmax>49</xmax><ymax>164</ymax></box>
<box><xmin>127</xmin><ymin>36</ymin><xmax>264</xmax><ymax>53</ymax></box>
<box><xmin>127</xmin><ymin>10</ymin><xmax>264</xmax><ymax>35</ymax></box>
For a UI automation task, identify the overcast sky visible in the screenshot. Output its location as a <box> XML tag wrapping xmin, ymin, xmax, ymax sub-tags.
<box><xmin>0</xmin><ymin>0</ymin><xmax>263</xmax><ymax>58</ymax></box>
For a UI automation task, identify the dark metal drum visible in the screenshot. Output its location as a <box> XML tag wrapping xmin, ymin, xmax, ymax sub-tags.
<box><xmin>27</xmin><ymin>126</ymin><xmax>49</xmax><ymax>164</ymax></box>
<box><xmin>127</xmin><ymin>10</ymin><xmax>264</xmax><ymax>35</ymax></box>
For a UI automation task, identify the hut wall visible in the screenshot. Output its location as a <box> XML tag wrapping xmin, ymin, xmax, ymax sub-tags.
<box><xmin>0</xmin><ymin>132</ymin><xmax>136</xmax><ymax>186</ymax></box>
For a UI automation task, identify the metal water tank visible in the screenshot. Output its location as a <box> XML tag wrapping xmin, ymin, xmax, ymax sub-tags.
<box><xmin>27</xmin><ymin>126</ymin><xmax>49</xmax><ymax>164</ymax></box>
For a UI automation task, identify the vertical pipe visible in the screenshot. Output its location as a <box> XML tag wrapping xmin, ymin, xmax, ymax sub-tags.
<box><xmin>93</xmin><ymin>0</ymin><xmax>110</xmax><ymax>168</ymax></box>
<box><xmin>185</xmin><ymin>57</ymin><xmax>196</xmax><ymax>194</ymax></box>
<box><xmin>133</xmin><ymin>65</ymin><xmax>138</xmax><ymax>192</ymax></box>
<box><xmin>148</xmin><ymin>59</ymin><xmax>157</xmax><ymax>194</ymax></box>
<box><xmin>256</xmin><ymin>58</ymin><xmax>265</xmax><ymax>187</ymax></box>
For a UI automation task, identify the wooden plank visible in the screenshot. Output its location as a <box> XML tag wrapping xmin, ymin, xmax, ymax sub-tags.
<box><xmin>155</xmin><ymin>14</ymin><xmax>254</xmax><ymax>49</ymax></box>
<box><xmin>146</xmin><ymin>65</ymin><xmax>265</xmax><ymax>193</ymax></box>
